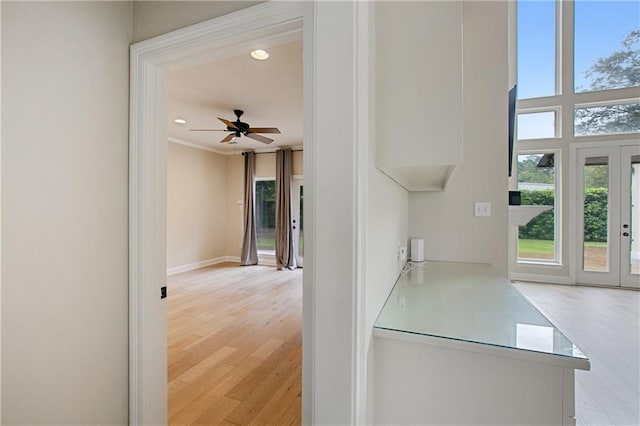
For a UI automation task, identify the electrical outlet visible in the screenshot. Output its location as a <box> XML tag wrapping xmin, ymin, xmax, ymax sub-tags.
<box><xmin>399</xmin><ymin>246</ymin><xmax>407</xmax><ymax>261</ymax></box>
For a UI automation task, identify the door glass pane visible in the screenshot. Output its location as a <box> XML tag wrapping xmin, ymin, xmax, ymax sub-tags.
<box><xmin>298</xmin><ymin>185</ymin><xmax>304</xmax><ymax>260</ymax></box>
<box><xmin>517</xmin><ymin>154</ymin><xmax>557</xmax><ymax>263</ymax></box>
<box><xmin>518</xmin><ymin>111</ymin><xmax>557</xmax><ymax>140</ymax></box>
<box><xmin>575</xmin><ymin>0</ymin><xmax>640</xmax><ymax>93</ymax></box>
<box><xmin>256</xmin><ymin>180</ymin><xmax>276</xmax><ymax>252</ymax></box>
<box><xmin>583</xmin><ymin>157</ymin><xmax>609</xmax><ymax>272</ymax></box>
<box><xmin>517</xmin><ymin>0</ymin><xmax>556</xmax><ymax>99</ymax></box>
<box><xmin>630</xmin><ymin>156</ymin><xmax>639</xmax><ymax>275</ymax></box>
<box><xmin>574</xmin><ymin>103</ymin><xmax>640</xmax><ymax>136</ymax></box>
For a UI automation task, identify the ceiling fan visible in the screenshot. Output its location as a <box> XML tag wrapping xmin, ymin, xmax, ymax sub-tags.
<box><xmin>190</xmin><ymin>109</ymin><xmax>280</xmax><ymax>144</ymax></box>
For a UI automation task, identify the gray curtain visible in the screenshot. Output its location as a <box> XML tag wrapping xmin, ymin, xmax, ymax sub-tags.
<box><xmin>275</xmin><ymin>149</ymin><xmax>297</xmax><ymax>270</ymax></box>
<box><xmin>240</xmin><ymin>152</ymin><xmax>258</xmax><ymax>266</ymax></box>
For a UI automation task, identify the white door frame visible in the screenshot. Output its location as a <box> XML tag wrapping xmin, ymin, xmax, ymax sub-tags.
<box><xmin>0</xmin><ymin>4</ymin><xmax>4</xmax><ymax>420</ymax></box>
<box><xmin>570</xmin><ymin>140</ymin><xmax>640</xmax><ymax>288</ymax></box>
<box><xmin>129</xmin><ymin>2</ymin><xmax>370</xmax><ymax>424</ymax></box>
<box><xmin>292</xmin><ymin>176</ymin><xmax>303</xmax><ymax>267</ymax></box>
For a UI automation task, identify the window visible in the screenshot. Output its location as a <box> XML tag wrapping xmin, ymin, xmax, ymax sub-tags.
<box><xmin>581</xmin><ymin>157</ymin><xmax>609</xmax><ymax>272</ymax></box>
<box><xmin>513</xmin><ymin>0</ymin><xmax>639</xmax><ymax>274</ymax></box>
<box><xmin>517</xmin><ymin>153</ymin><xmax>559</xmax><ymax>263</ymax></box>
<box><xmin>517</xmin><ymin>0</ymin><xmax>556</xmax><ymax>99</ymax></box>
<box><xmin>517</xmin><ymin>110</ymin><xmax>557</xmax><ymax>140</ymax></box>
<box><xmin>574</xmin><ymin>0</ymin><xmax>640</xmax><ymax>93</ymax></box>
<box><xmin>515</xmin><ymin>1</ymin><xmax>639</xmax><ymax>138</ymax></box>
<box><xmin>575</xmin><ymin>102</ymin><xmax>640</xmax><ymax>136</ymax></box>
<box><xmin>255</xmin><ymin>179</ymin><xmax>276</xmax><ymax>252</ymax></box>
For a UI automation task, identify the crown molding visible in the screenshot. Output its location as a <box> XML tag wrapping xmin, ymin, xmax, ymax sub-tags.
<box><xmin>168</xmin><ymin>138</ymin><xmax>303</xmax><ymax>156</ymax></box>
<box><xmin>167</xmin><ymin>137</ymin><xmax>231</xmax><ymax>155</ymax></box>
<box><xmin>253</xmin><ymin>144</ymin><xmax>304</xmax><ymax>154</ymax></box>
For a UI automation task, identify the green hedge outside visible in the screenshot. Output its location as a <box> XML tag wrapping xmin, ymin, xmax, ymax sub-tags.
<box><xmin>519</xmin><ymin>188</ymin><xmax>608</xmax><ymax>242</ymax></box>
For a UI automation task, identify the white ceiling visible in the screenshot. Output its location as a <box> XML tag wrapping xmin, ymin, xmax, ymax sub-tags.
<box><xmin>167</xmin><ymin>40</ymin><xmax>303</xmax><ymax>153</ymax></box>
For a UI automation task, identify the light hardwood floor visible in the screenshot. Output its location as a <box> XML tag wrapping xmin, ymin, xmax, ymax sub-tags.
<box><xmin>167</xmin><ymin>262</ymin><xmax>302</xmax><ymax>425</ymax></box>
<box><xmin>515</xmin><ymin>282</ymin><xmax>640</xmax><ymax>426</ymax></box>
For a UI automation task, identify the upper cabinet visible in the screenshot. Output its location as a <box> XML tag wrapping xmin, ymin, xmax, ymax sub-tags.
<box><xmin>375</xmin><ymin>1</ymin><xmax>463</xmax><ymax>191</ymax></box>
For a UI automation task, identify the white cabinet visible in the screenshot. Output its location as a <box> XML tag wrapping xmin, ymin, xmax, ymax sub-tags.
<box><xmin>373</xmin><ymin>261</ymin><xmax>590</xmax><ymax>425</ymax></box>
<box><xmin>375</xmin><ymin>1</ymin><xmax>463</xmax><ymax>191</ymax></box>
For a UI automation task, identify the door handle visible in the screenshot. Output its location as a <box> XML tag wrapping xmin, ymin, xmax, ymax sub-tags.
<box><xmin>623</xmin><ymin>232</ymin><xmax>629</xmax><ymax>237</ymax></box>
<box><xmin>623</xmin><ymin>224</ymin><xmax>629</xmax><ymax>229</ymax></box>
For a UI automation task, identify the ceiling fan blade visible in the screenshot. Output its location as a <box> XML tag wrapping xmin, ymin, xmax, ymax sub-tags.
<box><xmin>189</xmin><ymin>129</ymin><xmax>226</xmax><ymax>131</ymax></box>
<box><xmin>245</xmin><ymin>133</ymin><xmax>273</xmax><ymax>144</ymax></box>
<box><xmin>220</xmin><ymin>133</ymin><xmax>235</xmax><ymax>143</ymax></box>
<box><xmin>218</xmin><ymin>117</ymin><xmax>239</xmax><ymax>130</ymax></box>
<box><xmin>248</xmin><ymin>127</ymin><xmax>281</xmax><ymax>134</ymax></box>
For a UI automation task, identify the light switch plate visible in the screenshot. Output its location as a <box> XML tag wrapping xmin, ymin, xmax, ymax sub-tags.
<box><xmin>474</xmin><ymin>202</ymin><xmax>491</xmax><ymax>217</ymax></box>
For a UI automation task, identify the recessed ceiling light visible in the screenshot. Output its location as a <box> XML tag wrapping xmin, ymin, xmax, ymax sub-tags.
<box><xmin>174</xmin><ymin>118</ymin><xmax>187</xmax><ymax>124</ymax></box>
<box><xmin>250</xmin><ymin>49</ymin><xmax>269</xmax><ymax>61</ymax></box>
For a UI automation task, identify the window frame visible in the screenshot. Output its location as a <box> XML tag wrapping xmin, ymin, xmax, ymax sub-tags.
<box><xmin>517</xmin><ymin>106</ymin><xmax>562</xmax><ymax>140</ymax></box>
<box><xmin>510</xmin><ymin>0</ymin><xmax>639</xmax><ymax>279</ymax></box>
<box><xmin>516</xmin><ymin>150</ymin><xmax>562</xmax><ymax>266</ymax></box>
<box><xmin>515</xmin><ymin>0</ymin><xmax>639</xmax><ymax>142</ymax></box>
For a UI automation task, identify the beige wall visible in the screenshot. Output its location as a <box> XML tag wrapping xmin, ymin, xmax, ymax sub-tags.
<box><xmin>1</xmin><ymin>1</ymin><xmax>132</xmax><ymax>423</ymax></box>
<box><xmin>132</xmin><ymin>1</ymin><xmax>263</xmax><ymax>43</ymax></box>
<box><xmin>167</xmin><ymin>148</ymin><xmax>304</xmax><ymax>265</ymax></box>
<box><xmin>225</xmin><ymin>155</ymin><xmax>245</xmax><ymax>258</ymax></box>
<box><xmin>408</xmin><ymin>1</ymin><xmax>509</xmax><ymax>276</ymax></box>
<box><xmin>255</xmin><ymin>150</ymin><xmax>303</xmax><ymax>178</ymax></box>
<box><xmin>167</xmin><ymin>143</ymin><xmax>228</xmax><ymax>268</ymax></box>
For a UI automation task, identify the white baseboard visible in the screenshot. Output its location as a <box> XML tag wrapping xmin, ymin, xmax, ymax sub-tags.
<box><xmin>510</xmin><ymin>272</ymin><xmax>573</xmax><ymax>285</ymax></box>
<box><xmin>167</xmin><ymin>256</ymin><xmax>240</xmax><ymax>276</ymax></box>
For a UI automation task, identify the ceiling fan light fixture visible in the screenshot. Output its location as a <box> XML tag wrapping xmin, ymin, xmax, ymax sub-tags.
<box><xmin>174</xmin><ymin>118</ymin><xmax>187</xmax><ymax>124</ymax></box>
<box><xmin>250</xmin><ymin>49</ymin><xmax>269</xmax><ymax>61</ymax></box>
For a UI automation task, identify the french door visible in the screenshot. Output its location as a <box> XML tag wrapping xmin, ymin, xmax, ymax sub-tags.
<box><xmin>292</xmin><ymin>179</ymin><xmax>304</xmax><ymax>267</ymax></box>
<box><xmin>575</xmin><ymin>144</ymin><xmax>640</xmax><ymax>288</ymax></box>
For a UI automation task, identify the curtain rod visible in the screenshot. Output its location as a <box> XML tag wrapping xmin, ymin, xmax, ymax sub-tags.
<box><xmin>241</xmin><ymin>149</ymin><xmax>303</xmax><ymax>155</ymax></box>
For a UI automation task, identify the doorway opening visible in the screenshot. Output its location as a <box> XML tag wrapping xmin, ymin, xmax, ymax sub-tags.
<box><xmin>164</xmin><ymin>33</ymin><xmax>304</xmax><ymax>423</ymax></box>
<box><xmin>128</xmin><ymin>3</ymin><xmax>315</xmax><ymax>424</ymax></box>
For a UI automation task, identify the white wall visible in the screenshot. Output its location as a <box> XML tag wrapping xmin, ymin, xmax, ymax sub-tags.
<box><xmin>364</xmin><ymin>3</ymin><xmax>411</xmax><ymax>421</ymax></box>
<box><xmin>364</xmin><ymin>169</ymin><xmax>408</xmax><ymax>421</ymax></box>
<box><xmin>1</xmin><ymin>2</ymin><xmax>132</xmax><ymax>423</ymax></box>
<box><xmin>167</xmin><ymin>143</ymin><xmax>227</xmax><ymax>268</ymax></box>
<box><xmin>408</xmin><ymin>1</ymin><xmax>509</xmax><ymax>276</ymax></box>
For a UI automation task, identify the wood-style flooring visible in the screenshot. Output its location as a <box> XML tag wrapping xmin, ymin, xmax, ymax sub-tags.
<box><xmin>167</xmin><ymin>263</ymin><xmax>302</xmax><ymax>425</ymax></box>
<box><xmin>515</xmin><ymin>282</ymin><xmax>639</xmax><ymax>426</ymax></box>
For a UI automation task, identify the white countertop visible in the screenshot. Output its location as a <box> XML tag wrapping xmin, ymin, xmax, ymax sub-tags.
<box><xmin>374</xmin><ymin>261</ymin><xmax>589</xmax><ymax>367</ymax></box>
